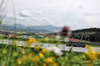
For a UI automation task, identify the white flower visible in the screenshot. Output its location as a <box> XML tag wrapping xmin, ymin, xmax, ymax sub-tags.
<box><xmin>46</xmin><ymin>46</ymin><xmax>63</xmax><ymax>56</ymax></box>
<box><xmin>54</xmin><ymin>50</ymin><xmax>63</xmax><ymax>56</ymax></box>
<box><xmin>56</xmin><ymin>35</ymin><xmax>61</xmax><ymax>40</ymax></box>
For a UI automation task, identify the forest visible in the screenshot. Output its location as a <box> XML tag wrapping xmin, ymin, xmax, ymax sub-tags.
<box><xmin>71</xmin><ymin>28</ymin><xmax>100</xmax><ymax>42</ymax></box>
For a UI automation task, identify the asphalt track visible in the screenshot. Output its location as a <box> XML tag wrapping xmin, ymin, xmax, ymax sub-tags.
<box><xmin>0</xmin><ymin>39</ymin><xmax>100</xmax><ymax>53</ymax></box>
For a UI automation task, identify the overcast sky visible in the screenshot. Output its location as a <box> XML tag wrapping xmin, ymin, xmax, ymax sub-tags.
<box><xmin>2</xmin><ymin>0</ymin><xmax>100</xmax><ymax>30</ymax></box>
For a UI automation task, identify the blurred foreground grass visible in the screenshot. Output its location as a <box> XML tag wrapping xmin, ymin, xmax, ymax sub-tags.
<box><xmin>0</xmin><ymin>38</ymin><xmax>100</xmax><ymax>66</ymax></box>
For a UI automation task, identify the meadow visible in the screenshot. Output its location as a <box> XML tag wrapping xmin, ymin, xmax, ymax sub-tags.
<box><xmin>0</xmin><ymin>37</ymin><xmax>100</xmax><ymax>66</ymax></box>
<box><xmin>0</xmin><ymin>0</ymin><xmax>100</xmax><ymax>66</ymax></box>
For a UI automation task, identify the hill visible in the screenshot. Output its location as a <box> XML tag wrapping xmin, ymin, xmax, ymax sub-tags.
<box><xmin>71</xmin><ymin>28</ymin><xmax>100</xmax><ymax>42</ymax></box>
<box><xmin>0</xmin><ymin>24</ymin><xmax>62</xmax><ymax>33</ymax></box>
<box><xmin>72</xmin><ymin>28</ymin><xmax>100</xmax><ymax>33</ymax></box>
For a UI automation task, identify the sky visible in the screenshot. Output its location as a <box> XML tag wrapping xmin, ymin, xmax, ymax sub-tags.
<box><xmin>1</xmin><ymin>0</ymin><xmax>100</xmax><ymax>30</ymax></box>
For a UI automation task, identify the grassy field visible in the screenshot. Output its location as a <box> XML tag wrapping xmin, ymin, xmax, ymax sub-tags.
<box><xmin>0</xmin><ymin>38</ymin><xmax>100</xmax><ymax>66</ymax></box>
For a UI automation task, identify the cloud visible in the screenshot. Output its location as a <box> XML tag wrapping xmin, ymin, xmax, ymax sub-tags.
<box><xmin>84</xmin><ymin>13</ymin><xmax>100</xmax><ymax>16</ymax></box>
<box><xmin>78</xmin><ymin>6</ymin><xmax>83</xmax><ymax>8</ymax></box>
<box><xmin>5</xmin><ymin>0</ymin><xmax>100</xmax><ymax>30</ymax></box>
<box><xmin>19</xmin><ymin>10</ymin><xmax>31</xmax><ymax>17</ymax></box>
<box><xmin>33</xmin><ymin>11</ymin><xmax>42</xmax><ymax>14</ymax></box>
<box><xmin>28</xmin><ymin>17</ymin><xmax>52</xmax><ymax>26</ymax></box>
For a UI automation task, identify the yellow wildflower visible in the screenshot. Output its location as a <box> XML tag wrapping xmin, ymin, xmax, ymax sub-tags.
<box><xmin>82</xmin><ymin>55</ymin><xmax>85</xmax><ymax>58</ymax></box>
<box><xmin>19</xmin><ymin>47</ymin><xmax>22</xmax><ymax>50</ymax></box>
<box><xmin>27</xmin><ymin>40</ymin><xmax>31</xmax><ymax>48</ymax></box>
<box><xmin>42</xmin><ymin>63</ymin><xmax>47</xmax><ymax>66</ymax></box>
<box><xmin>22</xmin><ymin>51</ymin><xmax>26</xmax><ymax>54</ymax></box>
<box><xmin>42</xmin><ymin>48</ymin><xmax>47</xmax><ymax>53</ymax></box>
<box><xmin>35</xmin><ymin>56</ymin><xmax>40</xmax><ymax>60</ymax></box>
<box><xmin>49</xmin><ymin>62</ymin><xmax>59</xmax><ymax>66</ymax></box>
<box><xmin>13</xmin><ymin>41</ymin><xmax>17</xmax><ymax>45</ymax></box>
<box><xmin>33</xmin><ymin>38</ymin><xmax>37</xmax><ymax>42</ymax></box>
<box><xmin>22</xmin><ymin>56</ymin><xmax>27</xmax><ymax>61</ymax></box>
<box><xmin>27</xmin><ymin>53</ymin><xmax>33</xmax><ymax>59</ymax></box>
<box><xmin>32</xmin><ymin>56</ymin><xmax>40</xmax><ymax>62</ymax></box>
<box><xmin>17</xmin><ymin>59</ymin><xmax>22</xmax><ymax>66</ymax></box>
<box><xmin>87</xmin><ymin>62</ymin><xmax>93</xmax><ymax>66</ymax></box>
<box><xmin>35</xmin><ymin>46</ymin><xmax>40</xmax><ymax>50</ymax></box>
<box><xmin>45</xmin><ymin>57</ymin><xmax>54</xmax><ymax>64</ymax></box>
<box><xmin>85</xmin><ymin>46</ymin><xmax>99</xmax><ymax>62</ymax></box>
<box><xmin>29</xmin><ymin>38</ymin><xmax>33</xmax><ymax>42</ymax></box>
<box><xmin>27</xmin><ymin>38</ymin><xmax>34</xmax><ymax>48</ymax></box>
<box><xmin>44</xmin><ymin>37</ymin><xmax>49</xmax><ymax>41</ymax></box>
<box><xmin>32</xmin><ymin>57</ymin><xmax>36</xmax><ymax>62</ymax></box>
<box><xmin>87</xmin><ymin>46</ymin><xmax>94</xmax><ymax>51</ymax></box>
<box><xmin>78</xmin><ymin>58</ymin><xmax>81</xmax><ymax>61</ymax></box>
<box><xmin>85</xmin><ymin>45</ymin><xmax>88</xmax><ymax>48</ymax></box>
<box><xmin>50</xmin><ymin>56</ymin><xmax>53</xmax><ymax>59</ymax></box>
<box><xmin>39</xmin><ymin>52</ymin><xmax>44</xmax><ymax>58</ymax></box>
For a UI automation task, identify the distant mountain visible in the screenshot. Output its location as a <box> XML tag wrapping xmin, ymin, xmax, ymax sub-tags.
<box><xmin>0</xmin><ymin>24</ymin><xmax>62</xmax><ymax>33</ymax></box>
<box><xmin>29</xmin><ymin>25</ymin><xmax>61</xmax><ymax>32</ymax></box>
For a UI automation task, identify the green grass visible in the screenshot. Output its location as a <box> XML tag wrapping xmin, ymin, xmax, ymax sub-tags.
<box><xmin>0</xmin><ymin>35</ymin><xmax>28</xmax><ymax>41</ymax></box>
<box><xmin>0</xmin><ymin>35</ymin><xmax>5</xmax><ymax>39</ymax></box>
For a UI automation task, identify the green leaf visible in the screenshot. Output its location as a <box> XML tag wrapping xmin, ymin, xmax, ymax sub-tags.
<box><xmin>0</xmin><ymin>20</ymin><xmax>2</xmax><ymax>24</ymax></box>
<box><xmin>69</xmin><ymin>45</ymin><xmax>73</xmax><ymax>53</ymax></box>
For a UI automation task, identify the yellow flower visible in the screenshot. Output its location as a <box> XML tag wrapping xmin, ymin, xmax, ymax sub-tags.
<box><xmin>45</xmin><ymin>57</ymin><xmax>54</xmax><ymax>64</ymax></box>
<box><xmin>50</xmin><ymin>56</ymin><xmax>53</xmax><ymax>59</ymax></box>
<box><xmin>44</xmin><ymin>37</ymin><xmax>49</xmax><ymax>41</ymax></box>
<box><xmin>29</xmin><ymin>38</ymin><xmax>33</xmax><ymax>42</ymax></box>
<box><xmin>42</xmin><ymin>48</ymin><xmax>47</xmax><ymax>53</ymax></box>
<box><xmin>88</xmin><ymin>46</ymin><xmax>93</xmax><ymax>51</ymax></box>
<box><xmin>78</xmin><ymin>58</ymin><xmax>81</xmax><ymax>61</ymax></box>
<box><xmin>17</xmin><ymin>59</ymin><xmax>22</xmax><ymax>66</ymax></box>
<box><xmin>27</xmin><ymin>53</ymin><xmax>33</xmax><ymax>59</ymax></box>
<box><xmin>27</xmin><ymin>38</ymin><xmax>35</xmax><ymax>48</ymax></box>
<box><xmin>39</xmin><ymin>52</ymin><xmax>44</xmax><ymax>58</ymax></box>
<box><xmin>33</xmin><ymin>38</ymin><xmax>37</xmax><ymax>42</ymax></box>
<box><xmin>35</xmin><ymin>56</ymin><xmax>40</xmax><ymax>60</ymax></box>
<box><xmin>85</xmin><ymin>45</ymin><xmax>88</xmax><ymax>48</ymax></box>
<box><xmin>22</xmin><ymin>56</ymin><xmax>27</xmax><ymax>61</ymax></box>
<box><xmin>32</xmin><ymin>57</ymin><xmax>36</xmax><ymax>62</ymax></box>
<box><xmin>27</xmin><ymin>41</ymin><xmax>32</xmax><ymax>48</ymax></box>
<box><xmin>19</xmin><ymin>47</ymin><xmax>22</xmax><ymax>50</ymax></box>
<box><xmin>35</xmin><ymin>46</ymin><xmax>40</xmax><ymax>50</ymax></box>
<box><xmin>49</xmin><ymin>62</ymin><xmax>59</xmax><ymax>66</ymax></box>
<box><xmin>87</xmin><ymin>62</ymin><xmax>93</xmax><ymax>66</ymax></box>
<box><xmin>32</xmin><ymin>56</ymin><xmax>40</xmax><ymax>62</ymax></box>
<box><xmin>13</xmin><ymin>41</ymin><xmax>17</xmax><ymax>45</ymax></box>
<box><xmin>85</xmin><ymin>46</ymin><xmax>99</xmax><ymax>62</ymax></box>
<box><xmin>22</xmin><ymin>51</ymin><xmax>26</xmax><ymax>54</ymax></box>
<box><xmin>82</xmin><ymin>55</ymin><xmax>85</xmax><ymax>58</ymax></box>
<box><xmin>42</xmin><ymin>63</ymin><xmax>47</xmax><ymax>66</ymax></box>
<box><xmin>27</xmin><ymin>38</ymin><xmax>37</xmax><ymax>48</ymax></box>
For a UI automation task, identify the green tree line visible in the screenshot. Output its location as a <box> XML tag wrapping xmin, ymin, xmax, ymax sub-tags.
<box><xmin>71</xmin><ymin>28</ymin><xmax>100</xmax><ymax>42</ymax></box>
